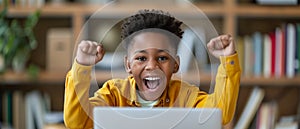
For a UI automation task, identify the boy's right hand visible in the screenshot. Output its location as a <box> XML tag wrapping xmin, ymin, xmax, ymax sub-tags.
<box><xmin>76</xmin><ymin>40</ymin><xmax>105</xmax><ymax>66</ymax></box>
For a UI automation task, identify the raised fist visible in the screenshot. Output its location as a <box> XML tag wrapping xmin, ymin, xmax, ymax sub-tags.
<box><xmin>207</xmin><ymin>34</ymin><xmax>236</xmax><ymax>58</ymax></box>
<box><xmin>76</xmin><ymin>40</ymin><xmax>105</xmax><ymax>66</ymax></box>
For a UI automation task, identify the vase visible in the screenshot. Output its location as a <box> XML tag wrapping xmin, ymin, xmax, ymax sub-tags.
<box><xmin>12</xmin><ymin>50</ymin><xmax>29</xmax><ymax>73</ymax></box>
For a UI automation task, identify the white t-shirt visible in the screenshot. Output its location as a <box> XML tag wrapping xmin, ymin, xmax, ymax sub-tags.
<box><xmin>137</xmin><ymin>92</ymin><xmax>159</xmax><ymax>108</ymax></box>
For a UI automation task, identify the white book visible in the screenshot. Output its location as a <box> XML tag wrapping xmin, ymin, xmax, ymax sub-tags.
<box><xmin>234</xmin><ymin>87</ymin><xmax>265</xmax><ymax>129</ymax></box>
<box><xmin>257</xmin><ymin>101</ymin><xmax>278</xmax><ymax>129</ymax></box>
<box><xmin>25</xmin><ymin>91</ymin><xmax>45</xmax><ymax>129</ymax></box>
<box><xmin>244</xmin><ymin>36</ymin><xmax>254</xmax><ymax>77</ymax></box>
<box><xmin>257</xmin><ymin>103</ymin><xmax>270</xmax><ymax>129</ymax></box>
<box><xmin>286</xmin><ymin>23</ymin><xmax>296</xmax><ymax>78</ymax></box>
<box><xmin>275</xmin><ymin>122</ymin><xmax>298</xmax><ymax>129</ymax></box>
<box><xmin>263</xmin><ymin>34</ymin><xmax>272</xmax><ymax>78</ymax></box>
<box><xmin>25</xmin><ymin>93</ymin><xmax>34</xmax><ymax>129</ymax></box>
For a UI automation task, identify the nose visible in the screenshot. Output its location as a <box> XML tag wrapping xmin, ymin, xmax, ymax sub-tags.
<box><xmin>145</xmin><ymin>58</ymin><xmax>158</xmax><ymax>71</ymax></box>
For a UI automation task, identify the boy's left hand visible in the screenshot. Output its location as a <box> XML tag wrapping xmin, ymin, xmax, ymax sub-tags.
<box><xmin>207</xmin><ymin>34</ymin><xmax>236</xmax><ymax>58</ymax></box>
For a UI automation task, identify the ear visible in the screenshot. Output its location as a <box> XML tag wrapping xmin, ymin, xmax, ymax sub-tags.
<box><xmin>173</xmin><ymin>55</ymin><xmax>180</xmax><ymax>73</ymax></box>
<box><xmin>124</xmin><ymin>56</ymin><xmax>132</xmax><ymax>74</ymax></box>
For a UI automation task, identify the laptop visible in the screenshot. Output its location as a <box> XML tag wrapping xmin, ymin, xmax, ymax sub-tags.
<box><xmin>93</xmin><ymin>107</ymin><xmax>222</xmax><ymax>129</ymax></box>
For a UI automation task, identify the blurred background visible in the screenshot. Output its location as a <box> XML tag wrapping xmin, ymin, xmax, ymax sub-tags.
<box><xmin>0</xmin><ymin>0</ymin><xmax>300</xmax><ymax>129</ymax></box>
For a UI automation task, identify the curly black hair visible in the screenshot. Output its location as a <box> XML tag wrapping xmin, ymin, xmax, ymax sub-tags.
<box><xmin>121</xmin><ymin>9</ymin><xmax>184</xmax><ymax>49</ymax></box>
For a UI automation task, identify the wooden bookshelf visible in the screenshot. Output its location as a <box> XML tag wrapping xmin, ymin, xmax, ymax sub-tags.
<box><xmin>1</xmin><ymin>0</ymin><xmax>300</xmax><ymax>128</ymax></box>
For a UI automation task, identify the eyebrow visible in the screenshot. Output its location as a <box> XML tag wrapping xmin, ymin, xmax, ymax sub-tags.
<box><xmin>133</xmin><ymin>49</ymin><xmax>171</xmax><ymax>54</ymax></box>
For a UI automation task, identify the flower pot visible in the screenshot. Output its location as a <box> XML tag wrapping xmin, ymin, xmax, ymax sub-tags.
<box><xmin>12</xmin><ymin>50</ymin><xmax>29</xmax><ymax>73</ymax></box>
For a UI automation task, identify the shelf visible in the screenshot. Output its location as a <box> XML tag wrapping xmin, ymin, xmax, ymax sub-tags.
<box><xmin>1</xmin><ymin>70</ymin><xmax>300</xmax><ymax>87</ymax></box>
<box><xmin>4</xmin><ymin>2</ymin><xmax>224</xmax><ymax>17</ymax></box>
<box><xmin>4</xmin><ymin>3</ymin><xmax>99</xmax><ymax>16</ymax></box>
<box><xmin>240</xmin><ymin>76</ymin><xmax>300</xmax><ymax>87</ymax></box>
<box><xmin>236</xmin><ymin>4</ymin><xmax>300</xmax><ymax>17</ymax></box>
<box><xmin>0</xmin><ymin>71</ymin><xmax>66</xmax><ymax>85</ymax></box>
<box><xmin>175</xmin><ymin>74</ymin><xmax>300</xmax><ymax>87</ymax></box>
<box><xmin>4</xmin><ymin>2</ymin><xmax>300</xmax><ymax>37</ymax></box>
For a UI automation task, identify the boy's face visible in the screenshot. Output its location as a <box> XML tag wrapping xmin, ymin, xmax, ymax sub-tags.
<box><xmin>125</xmin><ymin>32</ymin><xmax>180</xmax><ymax>101</ymax></box>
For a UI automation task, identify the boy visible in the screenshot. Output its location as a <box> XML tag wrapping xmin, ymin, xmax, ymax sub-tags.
<box><xmin>64</xmin><ymin>9</ymin><xmax>241</xmax><ymax>129</ymax></box>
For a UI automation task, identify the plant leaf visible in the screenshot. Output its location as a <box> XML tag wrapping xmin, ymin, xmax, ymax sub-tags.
<box><xmin>0</xmin><ymin>24</ymin><xmax>8</xmax><ymax>36</ymax></box>
<box><xmin>25</xmin><ymin>10</ymin><xmax>40</xmax><ymax>30</ymax></box>
<box><xmin>0</xmin><ymin>8</ymin><xmax>7</xmax><ymax>19</ymax></box>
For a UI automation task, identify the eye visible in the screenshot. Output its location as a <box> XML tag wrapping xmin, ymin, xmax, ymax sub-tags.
<box><xmin>158</xmin><ymin>56</ymin><xmax>168</xmax><ymax>62</ymax></box>
<box><xmin>136</xmin><ymin>56</ymin><xmax>147</xmax><ymax>61</ymax></box>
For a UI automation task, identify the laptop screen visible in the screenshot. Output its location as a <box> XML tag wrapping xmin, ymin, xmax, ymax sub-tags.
<box><xmin>93</xmin><ymin>107</ymin><xmax>222</xmax><ymax>129</ymax></box>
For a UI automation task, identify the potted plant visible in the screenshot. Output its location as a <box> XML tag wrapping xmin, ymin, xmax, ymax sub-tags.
<box><xmin>0</xmin><ymin>8</ymin><xmax>40</xmax><ymax>73</ymax></box>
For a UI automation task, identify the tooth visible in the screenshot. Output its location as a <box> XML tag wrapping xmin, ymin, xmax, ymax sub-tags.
<box><xmin>145</xmin><ymin>77</ymin><xmax>159</xmax><ymax>81</ymax></box>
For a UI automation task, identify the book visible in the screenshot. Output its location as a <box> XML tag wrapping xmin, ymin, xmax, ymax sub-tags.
<box><xmin>275</xmin><ymin>122</ymin><xmax>298</xmax><ymax>129</ymax></box>
<box><xmin>286</xmin><ymin>23</ymin><xmax>296</xmax><ymax>78</ymax></box>
<box><xmin>2</xmin><ymin>91</ymin><xmax>12</xmax><ymax>127</ymax></box>
<box><xmin>25</xmin><ymin>91</ymin><xmax>35</xmax><ymax>129</ymax></box>
<box><xmin>12</xmin><ymin>91</ymin><xmax>25</xmax><ymax>129</ymax></box>
<box><xmin>244</xmin><ymin>36</ymin><xmax>254</xmax><ymax>77</ymax></box>
<box><xmin>263</xmin><ymin>34</ymin><xmax>272</xmax><ymax>78</ymax></box>
<box><xmin>256</xmin><ymin>104</ymin><xmax>268</xmax><ymax>129</ymax></box>
<box><xmin>275</xmin><ymin>116</ymin><xmax>298</xmax><ymax>129</ymax></box>
<box><xmin>25</xmin><ymin>91</ymin><xmax>46</xmax><ymax>129</ymax></box>
<box><xmin>253</xmin><ymin>32</ymin><xmax>263</xmax><ymax>77</ymax></box>
<box><xmin>270</xmin><ymin>32</ymin><xmax>276</xmax><ymax>77</ymax></box>
<box><xmin>256</xmin><ymin>101</ymin><xmax>278</xmax><ymax>129</ymax></box>
<box><xmin>234</xmin><ymin>87</ymin><xmax>265</xmax><ymax>129</ymax></box>
<box><xmin>281</xmin><ymin>25</ymin><xmax>286</xmax><ymax>77</ymax></box>
<box><xmin>275</xmin><ymin>27</ymin><xmax>285</xmax><ymax>78</ymax></box>
<box><xmin>296</xmin><ymin>24</ymin><xmax>300</xmax><ymax>74</ymax></box>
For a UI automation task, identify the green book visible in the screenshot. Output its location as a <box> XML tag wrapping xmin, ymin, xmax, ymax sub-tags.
<box><xmin>297</xmin><ymin>24</ymin><xmax>300</xmax><ymax>74</ymax></box>
<box><xmin>2</xmin><ymin>91</ymin><xmax>13</xmax><ymax>127</ymax></box>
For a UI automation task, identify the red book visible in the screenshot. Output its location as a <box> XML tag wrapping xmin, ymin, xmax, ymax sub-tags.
<box><xmin>269</xmin><ymin>32</ymin><xmax>276</xmax><ymax>77</ymax></box>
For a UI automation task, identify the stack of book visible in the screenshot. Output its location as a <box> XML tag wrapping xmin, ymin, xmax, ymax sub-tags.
<box><xmin>237</xmin><ymin>23</ymin><xmax>300</xmax><ymax>78</ymax></box>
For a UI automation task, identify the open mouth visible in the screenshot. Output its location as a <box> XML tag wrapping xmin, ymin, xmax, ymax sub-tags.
<box><xmin>143</xmin><ymin>77</ymin><xmax>161</xmax><ymax>90</ymax></box>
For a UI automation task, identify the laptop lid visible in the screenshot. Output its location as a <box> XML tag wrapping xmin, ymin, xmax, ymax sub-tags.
<box><xmin>93</xmin><ymin>107</ymin><xmax>222</xmax><ymax>129</ymax></box>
